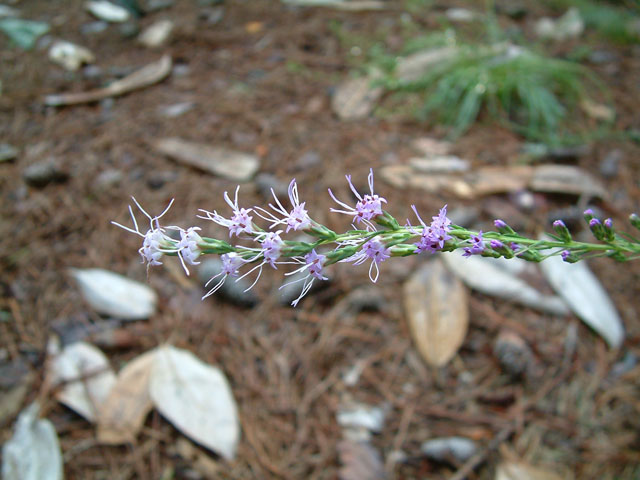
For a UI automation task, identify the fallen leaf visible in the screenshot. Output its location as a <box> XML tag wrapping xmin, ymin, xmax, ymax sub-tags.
<box><xmin>337</xmin><ymin>403</ymin><xmax>386</xmax><ymax>433</ymax></box>
<box><xmin>44</xmin><ymin>55</ymin><xmax>172</xmax><ymax>106</ymax></box>
<box><xmin>48</xmin><ymin>40</ymin><xmax>95</xmax><ymax>71</ymax></box>
<box><xmin>281</xmin><ymin>0</ymin><xmax>386</xmax><ymax>11</ymax></box>
<box><xmin>47</xmin><ymin>341</ymin><xmax>116</xmax><ymax>422</ymax></box>
<box><xmin>421</xmin><ymin>436</ymin><xmax>477</xmax><ymax>464</ymax></box>
<box><xmin>70</xmin><ymin>268</ymin><xmax>158</xmax><ymax>320</ymax></box>
<box><xmin>539</xmin><ymin>244</ymin><xmax>624</xmax><ymax>348</ymax></box>
<box><xmin>244</xmin><ymin>21</ymin><xmax>263</xmax><ymax>33</ymax></box>
<box><xmin>338</xmin><ymin>440</ymin><xmax>387</xmax><ymax>480</ymax></box>
<box><xmin>0</xmin><ymin>18</ymin><xmax>49</xmax><ymax>50</ymax></box>
<box><xmin>580</xmin><ymin>99</ymin><xmax>615</xmax><ymax>122</ymax></box>
<box><xmin>496</xmin><ymin>461</ymin><xmax>565</xmax><ymax>480</ymax></box>
<box><xmin>530</xmin><ymin>165</ymin><xmax>606</xmax><ymax>199</ymax></box>
<box><xmin>154</xmin><ymin>137</ymin><xmax>260</xmax><ymax>182</ymax></box>
<box><xmin>149</xmin><ymin>345</ymin><xmax>240</xmax><ymax>460</ymax></box>
<box><xmin>442</xmin><ymin>251</ymin><xmax>569</xmax><ymax>316</ymax></box>
<box><xmin>403</xmin><ymin>258</ymin><xmax>469</xmax><ymax>367</ymax></box>
<box><xmin>332</xmin><ymin>75</ymin><xmax>383</xmax><ymax>120</ymax></box>
<box><xmin>0</xmin><ymin>372</ymin><xmax>34</xmax><ymax>426</ymax></box>
<box><xmin>97</xmin><ymin>349</ymin><xmax>157</xmax><ymax>444</ymax></box>
<box><xmin>396</xmin><ymin>47</ymin><xmax>458</xmax><ymax>83</ymax></box>
<box><xmin>2</xmin><ymin>402</ymin><xmax>63</xmax><ymax>480</ymax></box>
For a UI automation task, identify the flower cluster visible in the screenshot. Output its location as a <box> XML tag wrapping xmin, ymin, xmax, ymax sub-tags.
<box><xmin>114</xmin><ymin>170</ymin><xmax>640</xmax><ymax>307</ymax></box>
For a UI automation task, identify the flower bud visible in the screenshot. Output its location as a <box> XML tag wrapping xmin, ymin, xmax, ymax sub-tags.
<box><xmin>603</xmin><ymin>218</ymin><xmax>615</xmax><ymax>242</ymax></box>
<box><xmin>307</xmin><ymin>221</ymin><xmax>337</xmax><ymax>241</ymax></box>
<box><xmin>199</xmin><ymin>237</ymin><xmax>235</xmax><ymax>255</ymax></box>
<box><xmin>490</xmin><ymin>239</ymin><xmax>514</xmax><ymax>259</ymax></box>
<box><xmin>493</xmin><ymin>219</ymin><xmax>515</xmax><ymax>235</ymax></box>
<box><xmin>552</xmin><ymin>219</ymin><xmax>572</xmax><ymax>242</ymax></box>
<box><xmin>325</xmin><ymin>245</ymin><xmax>358</xmax><ymax>264</ymax></box>
<box><xmin>583</xmin><ymin>208</ymin><xmax>595</xmax><ymax>223</ymax></box>
<box><xmin>629</xmin><ymin>213</ymin><xmax>640</xmax><ymax>231</ymax></box>
<box><xmin>561</xmin><ymin>250</ymin><xmax>579</xmax><ymax>263</ymax></box>
<box><xmin>374</xmin><ymin>211</ymin><xmax>401</xmax><ymax>230</ymax></box>
<box><xmin>589</xmin><ymin>218</ymin><xmax>606</xmax><ymax>241</ymax></box>
<box><xmin>390</xmin><ymin>243</ymin><xmax>418</xmax><ymax>257</ymax></box>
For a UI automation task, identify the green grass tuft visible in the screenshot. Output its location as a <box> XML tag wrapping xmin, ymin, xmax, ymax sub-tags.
<box><xmin>376</xmin><ymin>40</ymin><xmax>608</xmax><ymax>142</ymax></box>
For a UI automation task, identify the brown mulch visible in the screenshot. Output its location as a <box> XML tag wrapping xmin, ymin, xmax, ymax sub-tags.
<box><xmin>2</xmin><ymin>1</ymin><xmax>640</xmax><ymax>479</ymax></box>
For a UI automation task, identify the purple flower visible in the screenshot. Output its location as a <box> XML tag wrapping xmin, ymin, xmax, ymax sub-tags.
<box><xmin>490</xmin><ymin>239</ymin><xmax>504</xmax><ymax>249</ymax></box>
<box><xmin>553</xmin><ymin>219</ymin><xmax>566</xmax><ymax>229</ymax></box>
<box><xmin>561</xmin><ymin>250</ymin><xmax>571</xmax><ymax>262</ymax></box>
<box><xmin>175</xmin><ymin>226</ymin><xmax>203</xmax><ymax>274</ymax></box>
<box><xmin>112</xmin><ymin>197</ymin><xmax>179</xmax><ymax>269</ymax></box>
<box><xmin>281</xmin><ymin>249</ymin><xmax>328</xmax><ymax>307</ymax></box>
<box><xmin>199</xmin><ymin>186</ymin><xmax>254</xmax><ymax>237</ymax></box>
<box><xmin>260</xmin><ymin>231</ymin><xmax>284</xmax><ymax>268</ymax></box>
<box><xmin>604</xmin><ymin>218</ymin><xmax>613</xmax><ymax>228</ymax></box>
<box><xmin>255</xmin><ymin>179</ymin><xmax>312</xmax><ymax>232</ymax></box>
<box><xmin>411</xmin><ymin>204</ymin><xmax>452</xmax><ymax>253</ymax></box>
<box><xmin>494</xmin><ymin>219</ymin><xmax>507</xmax><ymax>229</ymax></box>
<box><xmin>589</xmin><ymin>218</ymin><xmax>601</xmax><ymax>227</ymax></box>
<box><xmin>328</xmin><ymin>168</ymin><xmax>387</xmax><ymax>227</ymax></box>
<box><xmin>345</xmin><ymin>238</ymin><xmax>391</xmax><ymax>282</ymax></box>
<box><xmin>510</xmin><ymin>242</ymin><xmax>520</xmax><ymax>252</ymax></box>
<box><xmin>305</xmin><ymin>249</ymin><xmax>328</xmax><ymax>280</ymax></box>
<box><xmin>202</xmin><ymin>252</ymin><xmax>245</xmax><ymax>299</ymax></box>
<box><xmin>463</xmin><ymin>231</ymin><xmax>485</xmax><ymax>257</ymax></box>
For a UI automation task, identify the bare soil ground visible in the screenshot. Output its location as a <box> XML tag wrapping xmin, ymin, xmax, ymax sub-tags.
<box><xmin>2</xmin><ymin>1</ymin><xmax>640</xmax><ymax>478</ymax></box>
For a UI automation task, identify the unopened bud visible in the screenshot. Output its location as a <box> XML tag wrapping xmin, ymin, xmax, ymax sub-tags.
<box><xmin>589</xmin><ymin>218</ymin><xmax>606</xmax><ymax>241</ymax></box>
<box><xmin>629</xmin><ymin>213</ymin><xmax>640</xmax><ymax>231</ymax></box>
<box><xmin>375</xmin><ymin>211</ymin><xmax>401</xmax><ymax>230</ymax></box>
<box><xmin>494</xmin><ymin>219</ymin><xmax>515</xmax><ymax>235</ymax></box>
<box><xmin>552</xmin><ymin>219</ymin><xmax>572</xmax><ymax>242</ymax></box>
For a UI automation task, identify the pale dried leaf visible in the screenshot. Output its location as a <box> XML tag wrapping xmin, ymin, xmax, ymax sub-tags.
<box><xmin>338</xmin><ymin>440</ymin><xmax>387</xmax><ymax>480</ymax></box>
<box><xmin>403</xmin><ymin>258</ymin><xmax>469</xmax><ymax>367</ymax></box>
<box><xmin>530</xmin><ymin>165</ymin><xmax>606</xmax><ymax>199</ymax></box>
<box><xmin>154</xmin><ymin>137</ymin><xmax>259</xmax><ymax>182</ymax></box>
<box><xmin>2</xmin><ymin>402</ymin><xmax>63</xmax><ymax>480</ymax></box>
<box><xmin>396</xmin><ymin>47</ymin><xmax>458</xmax><ymax>82</ymax></box>
<box><xmin>539</xmin><ymin>246</ymin><xmax>624</xmax><ymax>348</ymax></box>
<box><xmin>0</xmin><ymin>372</ymin><xmax>34</xmax><ymax>425</ymax></box>
<box><xmin>97</xmin><ymin>349</ymin><xmax>157</xmax><ymax>444</ymax></box>
<box><xmin>149</xmin><ymin>345</ymin><xmax>240</xmax><ymax>460</ymax></box>
<box><xmin>282</xmin><ymin>0</ymin><xmax>386</xmax><ymax>10</ymax></box>
<box><xmin>580</xmin><ymin>99</ymin><xmax>615</xmax><ymax>122</ymax></box>
<box><xmin>44</xmin><ymin>55</ymin><xmax>172</xmax><ymax>106</ymax></box>
<box><xmin>442</xmin><ymin>250</ymin><xmax>569</xmax><ymax>316</ymax></box>
<box><xmin>70</xmin><ymin>268</ymin><xmax>157</xmax><ymax>320</ymax></box>
<box><xmin>332</xmin><ymin>76</ymin><xmax>383</xmax><ymax>120</ymax></box>
<box><xmin>47</xmin><ymin>341</ymin><xmax>116</xmax><ymax>422</ymax></box>
<box><xmin>496</xmin><ymin>461</ymin><xmax>564</xmax><ymax>480</ymax></box>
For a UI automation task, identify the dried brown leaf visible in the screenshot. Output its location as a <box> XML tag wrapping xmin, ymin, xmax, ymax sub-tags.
<box><xmin>44</xmin><ymin>55</ymin><xmax>172</xmax><ymax>106</ymax></box>
<box><xmin>338</xmin><ymin>440</ymin><xmax>386</xmax><ymax>480</ymax></box>
<box><xmin>496</xmin><ymin>461</ymin><xmax>565</xmax><ymax>480</ymax></box>
<box><xmin>403</xmin><ymin>258</ymin><xmax>469</xmax><ymax>367</ymax></box>
<box><xmin>97</xmin><ymin>349</ymin><xmax>156</xmax><ymax>444</ymax></box>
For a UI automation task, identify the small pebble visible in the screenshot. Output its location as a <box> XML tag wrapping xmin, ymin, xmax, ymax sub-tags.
<box><xmin>81</xmin><ymin>21</ymin><xmax>109</xmax><ymax>35</ymax></box>
<box><xmin>255</xmin><ymin>173</ymin><xmax>288</xmax><ymax>199</ymax></box>
<box><xmin>296</xmin><ymin>151</ymin><xmax>321</xmax><ymax>170</ymax></box>
<box><xmin>93</xmin><ymin>169</ymin><xmax>123</xmax><ymax>191</ymax></box>
<box><xmin>493</xmin><ymin>329</ymin><xmax>532</xmax><ymax>377</ymax></box>
<box><xmin>599</xmin><ymin>149</ymin><xmax>622</xmax><ymax>179</ymax></box>
<box><xmin>147</xmin><ymin>170</ymin><xmax>177</xmax><ymax>190</ymax></box>
<box><xmin>143</xmin><ymin>0</ymin><xmax>175</xmax><ymax>12</ymax></box>
<box><xmin>421</xmin><ymin>437</ymin><xmax>477</xmax><ymax>464</ymax></box>
<box><xmin>158</xmin><ymin>102</ymin><xmax>194</xmax><ymax>118</ymax></box>
<box><xmin>23</xmin><ymin>161</ymin><xmax>68</xmax><ymax>188</ymax></box>
<box><xmin>0</xmin><ymin>144</ymin><xmax>18</xmax><ymax>163</ymax></box>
